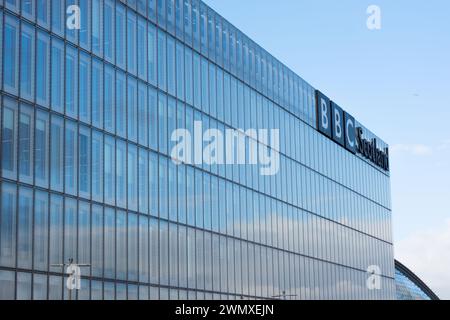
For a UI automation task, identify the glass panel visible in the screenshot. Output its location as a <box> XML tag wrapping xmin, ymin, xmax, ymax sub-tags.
<box><xmin>92</xmin><ymin>130</ymin><xmax>104</xmax><ymax>202</ymax></box>
<box><xmin>65</xmin><ymin>46</ymin><xmax>78</xmax><ymax>118</ymax></box>
<box><xmin>51</xmin><ymin>38</ymin><xmax>64</xmax><ymax>112</ymax></box>
<box><xmin>79</xmin><ymin>126</ymin><xmax>91</xmax><ymax>198</ymax></box>
<box><xmin>104</xmin><ymin>208</ymin><xmax>115</xmax><ymax>279</ymax></box>
<box><xmin>2</xmin><ymin>98</ymin><xmax>18</xmax><ymax>179</ymax></box>
<box><xmin>17</xmin><ymin>187</ymin><xmax>33</xmax><ymax>269</ymax></box>
<box><xmin>20</xmin><ymin>23</ymin><xmax>35</xmax><ymax>101</ymax></box>
<box><xmin>138</xmin><ymin>148</ymin><xmax>149</xmax><ymax>214</ymax></box>
<box><xmin>65</xmin><ymin>120</ymin><xmax>78</xmax><ymax>195</ymax></box>
<box><xmin>92</xmin><ymin>59</ymin><xmax>103</xmax><ymax>129</ymax></box>
<box><xmin>18</xmin><ymin>103</ymin><xmax>34</xmax><ymax>183</ymax></box>
<box><xmin>92</xmin><ymin>205</ymin><xmax>103</xmax><ymax>277</ymax></box>
<box><xmin>64</xmin><ymin>198</ymin><xmax>77</xmax><ymax>262</ymax></box>
<box><xmin>79</xmin><ymin>53</ymin><xmax>91</xmax><ymax>124</ymax></box>
<box><xmin>128</xmin><ymin>213</ymin><xmax>138</xmax><ymax>281</ymax></box>
<box><xmin>128</xmin><ymin>144</ymin><xmax>138</xmax><ymax>211</ymax></box>
<box><xmin>36</xmin><ymin>32</ymin><xmax>50</xmax><ymax>108</ymax></box>
<box><xmin>116</xmin><ymin>210</ymin><xmax>127</xmax><ymax>280</ymax></box>
<box><xmin>0</xmin><ymin>183</ymin><xmax>17</xmax><ymax>267</ymax></box>
<box><xmin>104</xmin><ymin>135</ymin><xmax>116</xmax><ymax>205</ymax></box>
<box><xmin>4</xmin><ymin>15</ymin><xmax>19</xmax><ymax>95</ymax></box>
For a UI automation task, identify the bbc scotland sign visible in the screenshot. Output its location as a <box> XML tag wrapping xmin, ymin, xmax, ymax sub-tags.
<box><xmin>315</xmin><ymin>90</ymin><xmax>389</xmax><ymax>172</ymax></box>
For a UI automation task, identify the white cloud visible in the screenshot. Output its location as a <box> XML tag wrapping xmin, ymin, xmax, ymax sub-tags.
<box><xmin>395</xmin><ymin>219</ymin><xmax>450</xmax><ymax>299</ymax></box>
<box><xmin>391</xmin><ymin>143</ymin><xmax>433</xmax><ymax>156</ymax></box>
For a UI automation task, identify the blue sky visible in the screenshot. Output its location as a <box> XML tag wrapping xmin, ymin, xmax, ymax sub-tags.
<box><xmin>204</xmin><ymin>0</ymin><xmax>450</xmax><ymax>298</ymax></box>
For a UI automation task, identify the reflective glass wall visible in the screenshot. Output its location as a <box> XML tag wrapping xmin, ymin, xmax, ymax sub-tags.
<box><xmin>0</xmin><ymin>0</ymin><xmax>394</xmax><ymax>300</ymax></box>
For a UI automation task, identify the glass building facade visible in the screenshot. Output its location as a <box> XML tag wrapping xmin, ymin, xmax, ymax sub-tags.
<box><xmin>0</xmin><ymin>0</ymin><xmax>394</xmax><ymax>300</ymax></box>
<box><xmin>395</xmin><ymin>260</ymin><xmax>438</xmax><ymax>300</ymax></box>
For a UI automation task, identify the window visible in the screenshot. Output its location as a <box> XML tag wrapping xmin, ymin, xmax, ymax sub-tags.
<box><xmin>149</xmin><ymin>151</ymin><xmax>159</xmax><ymax>216</ymax></box>
<box><xmin>0</xmin><ymin>270</ymin><xmax>15</xmax><ymax>300</ymax></box>
<box><xmin>127</xmin><ymin>12</ymin><xmax>137</xmax><ymax>75</ymax></box>
<box><xmin>50</xmin><ymin>115</ymin><xmax>63</xmax><ymax>191</ymax></box>
<box><xmin>104</xmin><ymin>208</ymin><xmax>115</xmax><ymax>278</ymax></box>
<box><xmin>158</xmin><ymin>30</ymin><xmax>167</xmax><ymax>91</ymax></box>
<box><xmin>79</xmin><ymin>126</ymin><xmax>91</xmax><ymax>198</ymax></box>
<box><xmin>36</xmin><ymin>31</ymin><xmax>50</xmax><ymax>107</ymax></box>
<box><xmin>138</xmin><ymin>148</ymin><xmax>149</xmax><ymax>214</ymax></box>
<box><xmin>104</xmin><ymin>66</ymin><xmax>115</xmax><ymax>133</ymax></box>
<box><xmin>148</xmin><ymin>24</ymin><xmax>157</xmax><ymax>85</ymax></box>
<box><xmin>159</xmin><ymin>156</ymin><xmax>169</xmax><ymax>219</ymax></box>
<box><xmin>92</xmin><ymin>0</ymin><xmax>103</xmax><ymax>55</ymax></box>
<box><xmin>177</xmin><ymin>163</ymin><xmax>186</xmax><ymax>224</ymax></box>
<box><xmin>128</xmin><ymin>76</ymin><xmax>138</xmax><ymax>142</ymax></box>
<box><xmin>187</xmin><ymin>227</ymin><xmax>195</xmax><ymax>288</ymax></box>
<box><xmin>203</xmin><ymin>173</ymin><xmax>211</xmax><ymax>230</ymax></box>
<box><xmin>158</xmin><ymin>0</ymin><xmax>167</xmax><ymax>29</ymax></box>
<box><xmin>158</xmin><ymin>93</ymin><xmax>168</xmax><ymax>154</ymax></box>
<box><xmin>79</xmin><ymin>52</ymin><xmax>91</xmax><ymax>123</ymax></box>
<box><xmin>191</xmin><ymin>0</ymin><xmax>200</xmax><ymax>50</ymax></box>
<box><xmin>78</xmin><ymin>201</ymin><xmax>91</xmax><ymax>268</ymax></box>
<box><xmin>20</xmin><ymin>23</ymin><xmax>35</xmax><ymax>101</ymax></box>
<box><xmin>91</xmin><ymin>205</ymin><xmax>104</xmax><ymax>277</ymax></box>
<box><xmin>138</xmin><ymin>82</ymin><xmax>149</xmax><ymax>147</ymax></box>
<box><xmin>195</xmin><ymin>169</ymin><xmax>203</xmax><ymax>228</ymax></box>
<box><xmin>148</xmin><ymin>0</ymin><xmax>157</xmax><ymax>22</ymax></box>
<box><xmin>168</xmin><ymin>160</ymin><xmax>177</xmax><ymax>221</ymax></box>
<box><xmin>167</xmin><ymin>0</ymin><xmax>175</xmax><ymax>34</ymax></box>
<box><xmin>49</xmin><ymin>194</ymin><xmax>63</xmax><ymax>267</ymax></box>
<box><xmin>193</xmin><ymin>53</ymin><xmax>201</xmax><ymax>109</ymax></box>
<box><xmin>185</xmin><ymin>47</ymin><xmax>193</xmax><ymax>105</ymax></box>
<box><xmin>104</xmin><ymin>0</ymin><xmax>115</xmax><ymax>63</ymax></box>
<box><xmin>116</xmin><ymin>71</ymin><xmax>126</xmax><ymax>138</ymax></box>
<box><xmin>37</xmin><ymin>0</ymin><xmax>50</xmax><ymax>28</ymax></box>
<box><xmin>138</xmin><ymin>18</ymin><xmax>147</xmax><ymax>81</ymax></box>
<box><xmin>0</xmin><ymin>183</ymin><xmax>17</xmax><ymax>268</ymax></box>
<box><xmin>34</xmin><ymin>191</ymin><xmax>48</xmax><ymax>271</ymax></box>
<box><xmin>92</xmin><ymin>130</ymin><xmax>103</xmax><ymax>202</ymax></box>
<box><xmin>149</xmin><ymin>87</ymin><xmax>158</xmax><ymax>150</ymax></box>
<box><xmin>160</xmin><ymin>221</ymin><xmax>169</xmax><ymax>285</ymax></box>
<box><xmin>4</xmin><ymin>15</ymin><xmax>19</xmax><ymax>95</ymax></box>
<box><xmin>167</xmin><ymin>97</ymin><xmax>176</xmax><ymax>154</ymax></box>
<box><xmin>65</xmin><ymin>46</ymin><xmax>78</xmax><ymax>118</ymax></box>
<box><xmin>186</xmin><ymin>165</ymin><xmax>195</xmax><ymax>226</ymax></box>
<box><xmin>209</xmin><ymin>64</ymin><xmax>216</xmax><ymax>118</ymax></box>
<box><xmin>104</xmin><ymin>135</ymin><xmax>116</xmax><ymax>205</ymax></box>
<box><xmin>128</xmin><ymin>213</ymin><xmax>138</xmax><ymax>281</ymax></box>
<box><xmin>116</xmin><ymin>140</ymin><xmax>127</xmax><ymax>208</ymax></box>
<box><xmin>195</xmin><ymin>229</ymin><xmax>204</xmax><ymax>290</ymax></box>
<box><xmin>175</xmin><ymin>0</ymin><xmax>184</xmax><ymax>39</ymax></box>
<box><xmin>167</xmin><ymin>36</ymin><xmax>176</xmax><ymax>95</ymax></box>
<box><xmin>199</xmin><ymin>3</ymin><xmax>207</xmax><ymax>55</ymax></box>
<box><xmin>51</xmin><ymin>0</ymin><xmax>63</xmax><ymax>35</ymax></box>
<box><xmin>116</xmin><ymin>4</ymin><xmax>126</xmax><ymax>69</ymax></box>
<box><xmin>128</xmin><ymin>144</ymin><xmax>138</xmax><ymax>211</ymax></box>
<box><xmin>66</xmin><ymin>0</ymin><xmax>78</xmax><ymax>43</ymax></box>
<box><xmin>178</xmin><ymin>225</ymin><xmax>187</xmax><ymax>287</ymax></box>
<box><xmin>92</xmin><ymin>59</ymin><xmax>104</xmax><ymax>128</ymax></box>
<box><xmin>149</xmin><ymin>217</ymin><xmax>159</xmax><ymax>283</ymax></box>
<box><xmin>1</xmin><ymin>98</ymin><xmax>18</xmax><ymax>180</ymax></box>
<box><xmin>116</xmin><ymin>210</ymin><xmax>127</xmax><ymax>280</ymax></box>
<box><xmin>183</xmin><ymin>0</ymin><xmax>192</xmax><ymax>44</ymax></box>
<box><xmin>64</xmin><ymin>198</ymin><xmax>77</xmax><ymax>263</ymax></box>
<box><xmin>169</xmin><ymin>223</ymin><xmax>178</xmax><ymax>286</ymax></box>
<box><xmin>51</xmin><ymin>38</ymin><xmax>64</xmax><ymax>112</ymax></box>
<box><xmin>139</xmin><ymin>215</ymin><xmax>149</xmax><ymax>283</ymax></box>
<box><xmin>18</xmin><ymin>104</ymin><xmax>34</xmax><ymax>183</ymax></box>
<box><xmin>65</xmin><ymin>120</ymin><xmax>78</xmax><ymax>195</ymax></box>
<box><xmin>176</xmin><ymin>42</ymin><xmax>185</xmax><ymax>100</ymax></box>
<box><xmin>79</xmin><ymin>0</ymin><xmax>91</xmax><ymax>50</ymax></box>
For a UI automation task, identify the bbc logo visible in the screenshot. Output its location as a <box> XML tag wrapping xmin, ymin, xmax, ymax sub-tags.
<box><xmin>315</xmin><ymin>90</ymin><xmax>356</xmax><ymax>154</ymax></box>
